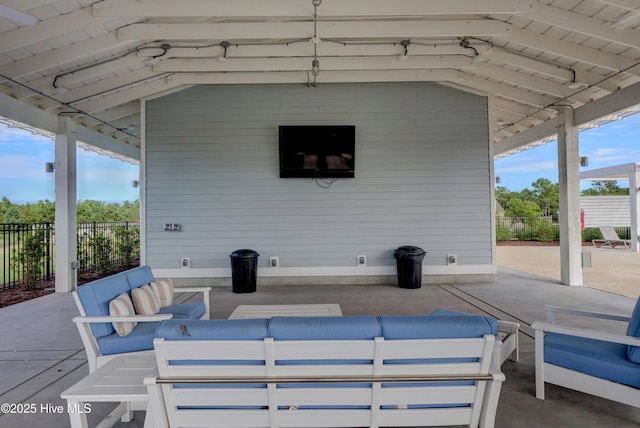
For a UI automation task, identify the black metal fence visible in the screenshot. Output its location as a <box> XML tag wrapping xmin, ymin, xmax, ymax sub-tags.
<box><xmin>1</xmin><ymin>222</ymin><xmax>140</xmax><ymax>290</ymax></box>
<box><xmin>496</xmin><ymin>216</ymin><xmax>631</xmax><ymax>241</ymax></box>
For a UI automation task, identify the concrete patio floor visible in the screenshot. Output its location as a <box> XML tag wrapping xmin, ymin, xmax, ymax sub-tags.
<box><xmin>1</xmin><ymin>261</ymin><xmax>639</xmax><ymax>427</ymax></box>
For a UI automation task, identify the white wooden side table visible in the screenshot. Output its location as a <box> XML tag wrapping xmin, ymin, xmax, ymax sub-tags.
<box><xmin>61</xmin><ymin>355</ymin><xmax>156</xmax><ymax>428</ymax></box>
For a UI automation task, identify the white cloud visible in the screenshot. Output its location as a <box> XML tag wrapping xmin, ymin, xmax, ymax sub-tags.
<box><xmin>589</xmin><ymin>147</ymin><xmax>640</xmax><ymax>164</ymax></box>
<box><xmin>497</xmin><ymin>159</ymin><xmax>557</xmax><ymax>174</ymax></box>
<box><xmin>0</xmin><ymin>153</ymin><xmax>49</xmax><ymax>179</ymax></box>
<box><xmin>77</xmin><ymin>167</ymin><xmax>138</xmax><ymax>185</ymax></box>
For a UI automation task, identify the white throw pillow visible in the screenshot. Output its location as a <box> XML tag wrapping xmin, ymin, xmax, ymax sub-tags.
<box><xmin>151</xmin><ymin>278</ymin><xmax>174</xmax><ymax>307</ymax></box>
<box><xmin>131</xmin><ymin>284</ymin><xmax>160</xmax><ymax>315</ymax></box>
<box><xmin>109</xmin><ymin>293</ymin><xmax>137</xmax><ymax>337</ymax></box>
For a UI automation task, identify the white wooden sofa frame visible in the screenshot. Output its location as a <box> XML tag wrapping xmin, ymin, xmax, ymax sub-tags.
<box><xmin>145</xmin><ymin>335</ymin><xmax>505</xmax><ymax>428</ymax></box>
<box><xmin>532</xmin><ymin>304</ymin><xmax>640</xmax><ymax>408</ymax></box>
<box><xmin>73</xmin><ymin>287</ymin><xmax>211</xmax><ymax>373</ymax></box>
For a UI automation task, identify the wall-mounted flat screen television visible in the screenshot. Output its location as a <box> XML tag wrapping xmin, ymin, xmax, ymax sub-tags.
<box><xmin>279</xmin><ymin>125</ymin><xmax>355</xmax><ymax>178</ymax></box>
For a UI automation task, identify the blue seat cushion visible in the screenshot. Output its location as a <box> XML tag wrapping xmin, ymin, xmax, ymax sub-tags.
<box><xmin>97</xmin><ymin>321</ymin><xmax>159</xmax><ymax>355</ymax></box>
<box><xmin>544</xmin><ymin>332</ymin><xmax>640</xmax><ymax>388</ymax></box>
<box><xmin>159</xmin><ymin>302</ymin><xmax>206</xmax><ymax>320</ymax></box>
<box><xmin>626</xmin><ymin>297</ymin><xmax>640</xmax><ymax>363</ymax></box>
<box><xmin>76</xmin><ymin>273</ymin><xmax>130</xmax><ymax>338</ymax></box>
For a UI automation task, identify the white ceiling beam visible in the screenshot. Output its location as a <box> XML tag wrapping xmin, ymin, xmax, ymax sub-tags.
<box><xmin>494</xmin><ymin>116</ymin><xmax>562</xmax><ymax>156</ymax></box>
<box><xmin>489</xmin><ymin>49</ymin><xmax>573</xmax><ymax>81</ymax></box>
<box><xmin>95</xmin><ymin>0</ymin><xmax>536</xmax><ymax>17</ymax></box>
<box><xmin>458</xmin><ymin>74</ymin><xmax>558</xmax><ymax>109</ymax></box>
<box><xmin>471</xmin><ymin>63</ymin><xmax>592</xmax><ymax>104</ymax></box>
<box><xmin>573</xmin><ymin>80</ymin><xmax>640</xmax><ymax>126</ymax></box>
<box><xmin>592</xmin><ymin>0</ymin><xmax>640</xmax><ymax>12</ymax></box>
<box><xmin>495</xmin><ymin>80</ymin><xmax>640</xmax><ymax>155</ymax></box>
<box><xmin>493</xmin><ymin>109</ymin><xmax>542</xmax><ymax>129</ymax></box>
<box><xmin>166</xmin><ymin>69</ymin><xmax>463</xmax><ymax>86</ymax></box>
<box><xmin>74</xmin><ymin>78</ymin><xmax>180</xmax><ymax>113</ymax></box>
<box><xmin>55</xmin><ymin>55</ymin><xmax>146</xmax><ymax>88</ymax></box>
<box><xmin>76</xmin><ymin>126</ymin><xmax>140</xmax><ymax>161</ymax></box>
<box><xmin>525</xmin><ymin>3</ymin><xmax>640</xmax><ymax>49</ymax></box>
<box><xmin>0</xmin><ymin>91</ymin><xmax>57</xmax><ymax>133</ymax></box>
<box><xmin>507</xmin><ymin>28</ymin><xmax>640</xmax><ymax>74</ymax></box>
<box><xmin>493</xmin><ymin>98</ymin><xmax>555</xmax><ymax>122</ymax></box>
<box><xmin>0</xmin><ymin>7</ymin><xmax>111</xmax><ymax>53</ymax></box>
<box><xmin>9</xmin><ymin>56</ymin><xmax>150</xmax><ymax>102</ymax></box>
<box><xmin>77</xmin><ymin>103</ymin><xmax>140</xmax><ymax>129</ymax></box>
<box><xmin>0</xmin><ymin>33</ymin><xmax>132</xmax><ymax>79</ymax></box>
<box><xmin>138</xmin><ymin>41</ymin><xmax>492</xmax><ymax>60</ymax></box>
<box><xmin>490</xmin><ymin>49</ymin><xmax>622</xmax><ymax>93</ymax></box>
<box><xmin>153</xmin><ymin>56</ymin><xmax>476</xmax><ymax>73</ymax></box>
<box><xmin>0</xmin><ymin>91</ymin><xmax>140</xmax><ymax>160</ymax></box>
<box><xmin>119</xmin><ymin>20</ymin><xmax>514</xmax><ymax>41</ymax></box>
<box><xmin>2</xmin><ymin>1</ymin><xmax>50</xmax><ymax>10</ymax></box>
<box><xmin>39</xmin><ymin>68</ymin><xmax>165</xmax><ymax>111</ymax></box>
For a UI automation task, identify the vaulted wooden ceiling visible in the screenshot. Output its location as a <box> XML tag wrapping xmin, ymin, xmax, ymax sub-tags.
<box><xmin>0</xmin><ymin>0</ymin><xmax>639</xmax><ymax>162</ymax></box>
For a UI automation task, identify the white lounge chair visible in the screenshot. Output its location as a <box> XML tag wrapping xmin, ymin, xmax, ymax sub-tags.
<box><xmin>592</xmin><ymin>225</ymin><xmax>630</xmax><ymax>249</ymax></box>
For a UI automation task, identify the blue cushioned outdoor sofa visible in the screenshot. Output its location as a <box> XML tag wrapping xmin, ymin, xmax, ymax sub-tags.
<box><xmin>145</xmin><ymin>314</ymin><xmax>505</xmax><ymax>428</ymax></box>
<box><xmin>73</xmin><ymin>265</ymin><xmax>210</xmax><ymax>372</ymax></box>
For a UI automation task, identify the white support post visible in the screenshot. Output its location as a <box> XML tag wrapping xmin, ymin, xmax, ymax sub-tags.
<box><xmin>55</xmin><ymin>117</ymin><xmax>78</xmax><ymax>293</ymax></box>
<box><xmin>139</xmin><ymin>100</ymin><xmax>147</xmax><ymax>265</ymax></box>
<box><xmin>629</xmin><ymin>167</ymin><xmax>640</xmax><ymax>252</ymax></box>
<box><xmin>557</xmin><ymin>108</ymin><xmax>583</xmax><ymax>286</ymax></box>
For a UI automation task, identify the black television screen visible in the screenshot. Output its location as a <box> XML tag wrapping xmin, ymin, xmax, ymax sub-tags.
<box><xmin>279</xmin><ymin>125</ymin><xmax>355</xmax><ymax>178</ymax></box>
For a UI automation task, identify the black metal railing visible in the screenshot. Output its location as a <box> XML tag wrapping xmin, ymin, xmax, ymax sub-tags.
<box><xmin>1</xmin><ymin>222</ymin><xmax>140</xmax><ymax>290</ymax></box>
<box><xmin>496</xmin><ymin>216</ymin><xmax>631</xmax><ymax>241</ymax></box>
<box><xmin>1</xmin><ymin>223</ymin><xmax>55</xmax><ymax>290</ymax></box>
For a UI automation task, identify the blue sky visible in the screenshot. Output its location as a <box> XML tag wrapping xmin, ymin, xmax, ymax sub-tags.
<box><xmin>495</xmin><ymin>113</ymin><xmax>640</xmax><ymax>192</ymax></box>
<box><xmin>0</xmin><ymin>113</ymin><xmax>638</xmax><ymax>204</ymax></box>
<box><xmin>0</xmin><ymin>125</ymin><xmax>140</xmax><ymax>204</ymax></box>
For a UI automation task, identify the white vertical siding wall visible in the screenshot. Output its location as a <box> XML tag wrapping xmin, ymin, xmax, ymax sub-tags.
<box><xmin>581</xmin><ymin>196</ymin><xmax>630</xmax><ymax>227</ymax></box>
<box><xmin>145</xmin><ymin>83</ymin><xmax>493</xmax><ymax>280</ymax></box>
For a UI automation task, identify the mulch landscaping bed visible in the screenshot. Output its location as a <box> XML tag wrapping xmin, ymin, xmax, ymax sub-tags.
<box><xmin>0</xmin><ymin>263</ymin><xmax>140</xmax><ymax>309</ymax></box>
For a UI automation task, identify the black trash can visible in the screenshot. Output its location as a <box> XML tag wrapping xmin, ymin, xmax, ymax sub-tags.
<box><xmin>393</xmin><ymin>246</ymin><xmax>426</xmax><ymax>289</ymax></box>
<box><xmin>229</xmin><ymin>249</ymin><xmax>260</xmax><ymax>293</ymax></box>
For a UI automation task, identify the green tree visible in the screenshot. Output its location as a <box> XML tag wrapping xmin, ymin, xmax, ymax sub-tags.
<box><xmin>581</xmin><ymin>180</ymin><xmax>629</xmax><ymax>196</ymax></box>
<box><xmin>3</xmin><ymin>205</ymin><xmax>24</xmax><ymax>223</ymax></box>
<box><xmin>530</xmin><ymin>178</ymin><xmax>559</xmax><ymax>216</ymax></box>
<box><xmin>505</xmin><ymin>197</ymin><xmax>544</xmax><ymax>218</ymax></box>
<box><xmin>495</xmin><ymin>186</ymin><xmax>514</xmax><ymax>212</ymax></box>
<box><xmin>11</xmin><ymin>229</ymin><xmax>46</xmax><ymax>289</ymax></box>
<box><xmin>0</xmin><ymin>196</ymin><xmax>12</xmax><ymax>220</ymax></box>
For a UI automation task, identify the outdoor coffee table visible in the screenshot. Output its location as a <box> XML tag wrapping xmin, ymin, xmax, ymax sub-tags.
<box><xmin>61</xmin><ymin>354</ymin><xmax>156</xmax><ymax>428</ymax></box>
<box><xmin>228</xmin><ymin>303</ymin><xmax>343</xmax><ymax>319</ymax></box>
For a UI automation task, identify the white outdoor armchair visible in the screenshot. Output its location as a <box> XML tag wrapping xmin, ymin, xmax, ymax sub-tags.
<box><xmin>532</xmin><ymin>300</ymin><xmax>640</xmax><ymax>408</ymax></box>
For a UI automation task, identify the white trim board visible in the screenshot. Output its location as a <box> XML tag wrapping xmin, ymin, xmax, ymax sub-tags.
<box><xmin>153</xmin><ymin>264</ymin><xmax>497</xmax><ymax>279</ymax></box>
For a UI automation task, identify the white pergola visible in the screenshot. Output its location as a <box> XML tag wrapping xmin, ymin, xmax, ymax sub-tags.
<box><xmin>580</xmin><ymin>162</ymin><xmax>640</xmax><ymax>252</ymax></box>
<box><xmin>1</xmin><ymin>0</ymin><xmax>640</xmax><ymax>289</ymax></box>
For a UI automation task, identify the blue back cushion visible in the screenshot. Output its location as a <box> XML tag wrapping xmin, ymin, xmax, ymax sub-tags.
<box><xmin>267</xmin><ymin>316</ymin><xmax>381</xmax><ymax>340</ymax></box>
<box><xmin>380</xmin><ymin>314</ymin><xmax>497</xmax><ymax>339</ymax></box>
<box><xmin>625</xmin><ymin>297</ymin><xmax>640</xmax><ymax>363</ymax></box>
<box><xmin>76</xmin><ymin>273</ymin><xmax>130</xmax><ymax>337</ymax></box>
<box><xmin>156</xmin><ymin>319</ymin><xmax>269</xmax><ymax>341</ymax></box>
<box><xmin>156</xmin><ymin>319</ymin><xmax>270</xmax><ymax>368</ymax></box>
<box><xmin>125</xmin><ymin>265</ymin><xmax>154</xmax><ymax>290</ymax></box>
